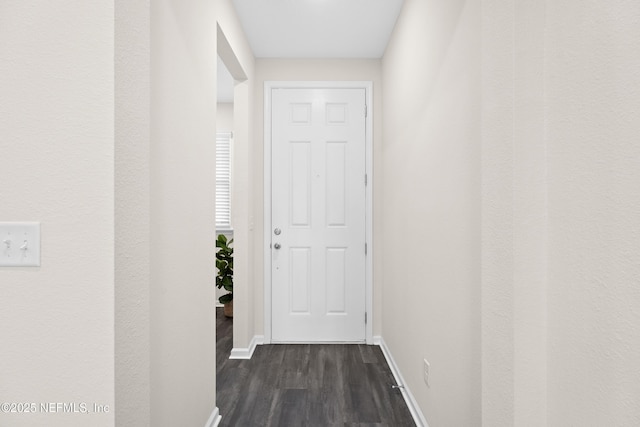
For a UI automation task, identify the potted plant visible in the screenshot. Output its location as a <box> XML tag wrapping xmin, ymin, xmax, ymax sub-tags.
<box><xmin>216</xmin><ymin>234</ymin><xmax>234</xmax><ymax>318</ymax></box>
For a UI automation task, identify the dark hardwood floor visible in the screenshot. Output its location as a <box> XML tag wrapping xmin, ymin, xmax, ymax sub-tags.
<box><xmin>216</xmin><ymin>308</ymin><xmax>416</xmax><ymax>426</ymax></box>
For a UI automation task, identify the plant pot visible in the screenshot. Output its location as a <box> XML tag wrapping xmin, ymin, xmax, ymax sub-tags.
<box><xmin>224</xmin><ymin>300</ymin><xmax>233</xmax><ymax>318</ymax></box>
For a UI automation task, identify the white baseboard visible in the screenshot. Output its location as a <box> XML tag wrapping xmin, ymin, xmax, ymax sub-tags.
<box><xmin>205</xmin><ymin>406</ymin><xmax>221</xmax><ymax>427</ymax></box>
<box><xmin>373</xmin><ymin>336</ymin><xmax>429</xmax><ymax>427</ymax></box>
<box><xmin>229</xmin><ymin>335</ymin><xmax>264</xmax><ymax>359</ymax></box>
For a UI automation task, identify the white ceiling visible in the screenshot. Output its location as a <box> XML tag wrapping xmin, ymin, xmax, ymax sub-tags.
<box><xmin>218</xmin><ymin>0</ymin><xmax>405</xmax><ymax>102</ymax></box>
<box><xmin>231</xmin><ymin>0</ymin><xmax>405</xmax><ymax>58</ymax></box>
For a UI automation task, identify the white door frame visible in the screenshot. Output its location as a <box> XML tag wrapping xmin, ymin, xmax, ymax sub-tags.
<box><xmin>263</xmin><ymin>81</ymin><xmax>374</xmax><ymax>344</ymax></box>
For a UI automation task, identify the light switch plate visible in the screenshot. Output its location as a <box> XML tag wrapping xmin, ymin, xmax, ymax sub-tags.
<box><xmin>0</xmin><ymin>222</ymin><xmax>41</xmax><ymax>267</ymax></box>
<box><xmin>423</xmin><ymin>358</ymin><xmax>430</xmax><ymax>387</ymax></box>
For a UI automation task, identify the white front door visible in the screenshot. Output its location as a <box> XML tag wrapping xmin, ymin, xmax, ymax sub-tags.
<box><xmin>271</xmin><ymin>87</ymin><xmax>367</xmax><ymax>342</ymax></box>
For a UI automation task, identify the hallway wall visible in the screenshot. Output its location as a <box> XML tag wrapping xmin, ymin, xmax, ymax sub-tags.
<box><xmin>115</xmin><ymin>0</ymin><xmax>151</xmax><ymax>424</ymax></box>
<box><xmin>481</xmin><ymin>1</ymin><xmax>548</xmax><ymax>423</ymax></box>
<box><xmin>149</xmin><ymin>1</ymin><xmax>218</xmax><ymax>425</ymax></box>
<box><xmin>482</xmin><ymin>1</ymin><xmax>640</xmax><ymax>425</ymax></box>
<box><xmin>1</xmin><ymin>1</ymin><xmax>115</xmax><ymax>426</ymax></box>
<box><xmin>544</xmin><ymin>1</ymin><xmax>640</xmax><ymax>424</ymax></box>
<box><xmin>216</xmin><ymin>2</ymin><xmax>257</xmax><ymax>354</ymax></box>
<box><xmin>117</xmin><ymin>0</ymin><xmax>254</xmax><ymax>425</ymax></box>
<box><xmin>381</xmin><ymin>0</ymin><xmax>481</xmax><ymax>425</ymax></box>
<box><xmin>217</xmin><ymin>103</ymin><xmax>234</xmax><ymax>132</ymax></box>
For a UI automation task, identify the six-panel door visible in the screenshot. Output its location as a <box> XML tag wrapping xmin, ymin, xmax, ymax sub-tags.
<box><xmin>271</xmin><ymin>88</ymin><xmax>367</xmax><ymax>342</ymax></box>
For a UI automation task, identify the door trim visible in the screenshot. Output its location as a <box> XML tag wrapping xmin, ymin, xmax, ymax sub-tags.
<box><xmin>263</xmin><ymin>81</ymin><xmax>374</xmax><ymax>344</ymax></box>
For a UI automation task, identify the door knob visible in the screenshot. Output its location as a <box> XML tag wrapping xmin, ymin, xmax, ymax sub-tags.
<box><xmin>273</xmin><ymin>243</ymin><xmax>281</xmax><ymax>250</ymax></box>
<box><xmin>274</xmin><ymin>228</ymin><xmax>281</xmax><ymax>235</ymax></box>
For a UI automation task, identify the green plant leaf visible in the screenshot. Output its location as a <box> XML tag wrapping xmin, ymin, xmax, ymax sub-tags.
<box><xmin>215</xmin><ymin>233</ymin><xmax>233</xmax><ymax>298</ymax></box>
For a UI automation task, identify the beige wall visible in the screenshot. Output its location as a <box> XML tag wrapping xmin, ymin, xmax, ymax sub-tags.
<box><xmin>117</xmin><ymin>0</ymin><xmax>254</xmax><ymax>424</ymax></box>
<box><xmin>382</xmin><ymin>0</ymin><xmax>481</xmax><ymax>425</ymax></box>
<box><xmin>149</xmin><ymin>0</ymin><xmax>218</xmax><ymax>425</ymax></box>
<box><xmin>545</xmin><ymin>1</ymin><xmax>640</xmax><ymax>424</ymax></box>
<box><xmin>217</xmin><ymin>103</ymin><xmax>234</xmax><ymax>132</ymax></box>
<box><xmin>482</xmin><ymin>0</ymin><xmax>548</xmax><ymax>424</ymax></box>
<box><xmin>216</xmin><ymin>1</ymin><xmax>256</xmax><ymax>353</ymax></box>
<box><xmin>482</xmin><ymin>0</ymin><xmax>640</xmax><ymax>425</ymax></box>
<box><xmin>1</xmin><ymin>1</ymin><xmax>115</xmax><ymax>426</ymax></box>
<box><xmin>253</xmin><ymin>59</ymin><xmax>384</xmax><ymax>339</ymax></box>
<box><xmin>115</xmin><ymin>0</ymin><xmax>151</xmax><ymax>425</ymax></box>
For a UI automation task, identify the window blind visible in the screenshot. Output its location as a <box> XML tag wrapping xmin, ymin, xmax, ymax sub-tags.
<box><xmin>216</xmin><ymin>132</ymin><xmax>232</xmax><ymax>229</ymax></box>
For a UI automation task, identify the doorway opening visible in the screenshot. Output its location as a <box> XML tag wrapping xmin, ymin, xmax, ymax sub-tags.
<box><xmin>263</xmin><ymin>81</ymin><xmax>374</xmax><ymax>344</ymax></box>
<box><xmin>215</xmin><ymin>20</ymin><xmax>250</xmax><ymax>382</ymax></box>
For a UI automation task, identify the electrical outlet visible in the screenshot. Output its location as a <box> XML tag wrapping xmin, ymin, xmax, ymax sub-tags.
<box><xmin>423</xmin><ymin>358</ymin><xmax>430</xmax><ymax>387</ymax></box>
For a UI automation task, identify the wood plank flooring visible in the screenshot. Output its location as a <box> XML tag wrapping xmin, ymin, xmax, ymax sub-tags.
<box><xmin>216</xmin><ymin>308</ymin><xmax>416</xmax><ymax>426</ymax></box>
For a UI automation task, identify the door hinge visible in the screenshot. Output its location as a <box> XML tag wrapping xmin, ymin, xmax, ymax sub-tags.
<box><xmin>365</xmin><ymin>174</ymin><xmax>368</xmax><ymax>186</ymax></box>
<box><xmin>364</xmin><ymin>104</ymin><xmax>368</xmax><ymax>118</ymax></box>
<box><xmin>365</xmin><ymin>312</ymin><xmax>368</xmax><ymax>324</ymax></box>
<box><xmin>365</xmin><ymin>243</ymin><xmax>368</xmax><ymax>255</ymax></box>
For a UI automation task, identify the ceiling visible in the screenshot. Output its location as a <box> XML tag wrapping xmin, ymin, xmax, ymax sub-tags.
<box><xmin>231</xmin><ymin>0</ymin><xmax>405</xmax><ymax>58</ymax></box>
<box><xmin>218</xmin><ymin>0</ymin><xmax>405</xmax><ymax>102</ymax></box>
